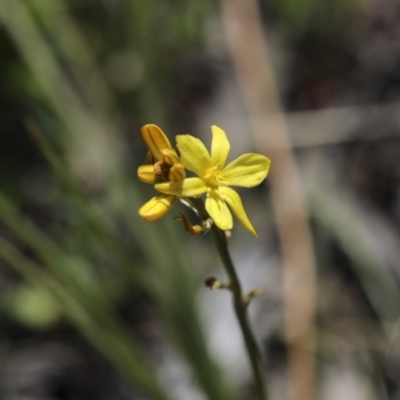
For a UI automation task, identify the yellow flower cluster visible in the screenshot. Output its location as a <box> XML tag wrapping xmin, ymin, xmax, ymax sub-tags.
<box><xmin>137</xmin><ymin>124</ymin><xmax>271</xmax><ymax>236</ymax></box>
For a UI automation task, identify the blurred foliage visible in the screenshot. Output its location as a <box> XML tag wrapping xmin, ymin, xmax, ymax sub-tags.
<box><xmin>266</xmin><ymin>0</ymin><xmax>369</xmax><ymax>34</ymax></box>
<box><xmin>0</xmin><ymin>1</ymin><xmax>240</xmax><ymax>399</ymax></box>
<box><xmin>1</xmin><ymin>0</ymin><xmax>400</xmax><ymax>399</ymax></box>
<box><xmin>6</xmin><ymin>283</ymin><xmax>61</xmax><ymax>329</ymax></box>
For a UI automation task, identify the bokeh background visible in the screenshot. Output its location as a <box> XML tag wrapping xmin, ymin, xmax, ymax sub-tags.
<box><xmin>1</xmin><ymin>1</ymin><xmax>400</xmax><ymax>399</ymax></box>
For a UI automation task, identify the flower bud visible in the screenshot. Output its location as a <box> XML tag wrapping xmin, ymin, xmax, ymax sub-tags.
<box><xmin>138</xmin><ymin>194</ymin><xmax>176</xmax><ymax>221</ymax></box>
<box><xmin>137</xmin><ymin>165</ymin><xmax>156</xmax><ymax>184</ymax></box>
<box><xmin>168</xmin><ymin>163</ymin><xmax>186</xmax><ymax>182</ymax></box>
<box><xmin>140</xmin><ymin>124</ymin><xmax>172</xmax><ymax>161</ymax></box>
<box><xmin>161</xmin><ymin>148</ymin><xmax>179</xmax><ymax>165</ymax></box>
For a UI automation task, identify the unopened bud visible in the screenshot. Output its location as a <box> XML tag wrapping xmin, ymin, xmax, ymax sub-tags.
<box><xmin>139</xmin><ymin>194</ymin><xmax>176</xmax><ymax>221</ymax></box>
<box><xmin>168</xmin><ymin>163</ymin><xmax>186</xmax><ymax>182</ymax></box>
<box><xmin>161</xmin><ymin>148</ymin><xmax>179</xmax><ymax>166</ymax></box>
<box><xmin>137</xmin><ymin>165</ymin><xmax>156</xmax><ymax>184</ymax></box>
<box><xmin>140</xmin><ymin>124</ymin><xmax>172</xmax><ymax>161</ymax></box>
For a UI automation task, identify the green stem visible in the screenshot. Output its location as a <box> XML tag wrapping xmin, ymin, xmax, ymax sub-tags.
<box><xmin>192</xmin><ymin>198</ymin><xmax>267</xmax><ymax>400</ymax></box>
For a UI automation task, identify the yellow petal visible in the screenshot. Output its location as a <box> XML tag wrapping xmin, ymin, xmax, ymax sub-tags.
<box><xmin>156</xmin><ymin>177</ymin><xmax>207</xmax><ymax>197</ymax></box>
<box><xmin>210</xmin><ymin>125</ymin><xmax>230</xmax><ymax>169</ymax></box>
<box><xmin>219</xmin><ymin>187</ymin><xmax>257</xmax><ymax>236</ymax></box>
<box><xmin>137</xmin><ymin>165</ymin><xmax>155</xmax><ymax>184</ymax></box>
<box><xmin>168</xmin><ymin>163</ymin><xmax>186</xmax><ymax>182</ymax></box>
<box><xmin>140</xmin><ymin>124</ymin><xmax>172</xmax><ymax>161</ymax></box>
<box><xmin>205</xmin><ymin>189</ymin><xmax>233</xmax><ymax>230</ymax></box>
<box><xmin>220</xmin><ymin>153</ymin><xmax>271</xmax><ymax>187</ymax></box>
<box><xmin>160</xmin><ymin>148</ymin><xmax>179</xmax><ymax>165</ymax></box>
<box><xmin>176</xmin><ymin>134</ymin><xmax>211</xmax><ymax>176</ymax></box>
<box><xmin>138</xmin><ymin>194</ymin><xmax>175</xmax><ymax>221</ymax></box>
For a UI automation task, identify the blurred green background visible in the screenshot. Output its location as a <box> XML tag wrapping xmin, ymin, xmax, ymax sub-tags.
<box><xmin>0</xmin><ymin>0</ymin><xmax>400</xmax><ymax>399</ymax></box>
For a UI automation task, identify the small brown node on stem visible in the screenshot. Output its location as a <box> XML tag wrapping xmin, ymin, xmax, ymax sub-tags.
<box><xmin>174</xmin><ymin>211</ymin><xmax>203</xmax><ymax>235</ymax></box>
<box><xmin>242</xmin><ymin>288</ymin><xmax>264</xmax><ymax>305</ymax></box>
<box><xmin>204</xmin><ymin>276</ymin><xmax>221</xmax><ymax>290</ymax></box>
<box><xmin>204</xmin><ymin>276</ymin><xmax>232</xmax><ymax>290</ymax></box>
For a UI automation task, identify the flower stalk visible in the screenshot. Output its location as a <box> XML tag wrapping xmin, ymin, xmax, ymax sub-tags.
<box><xmin>137</xmin><ymin>124</ymin><xmax>270</xmax><ymax>399</ymax></box>
<box><xmin>191</xmin><ymin>197</ymin><xmax>267</xmax><ymax>400</ymax></box>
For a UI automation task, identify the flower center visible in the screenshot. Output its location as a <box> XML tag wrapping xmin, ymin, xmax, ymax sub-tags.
<box><xmin>204</xmin><ymin>167</ymin><xmax>222</xmax><ymax>188</ymax></box>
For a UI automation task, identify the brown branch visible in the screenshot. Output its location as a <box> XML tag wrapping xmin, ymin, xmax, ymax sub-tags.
<box><xmin>220</xmin><ymin>1</ymin><xmax>317</xmax><ymax>399</ymax></box>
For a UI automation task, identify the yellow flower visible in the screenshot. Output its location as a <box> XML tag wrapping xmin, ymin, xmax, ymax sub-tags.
<box><xmin>137</xmin><ymin>124</ymin><xmax>185</xmax><ymax>221</ymax></box>
<box><xmin>155</xmin><ymin>126</ymin><xmax>271</xmax><ymax>236</ymax></box>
